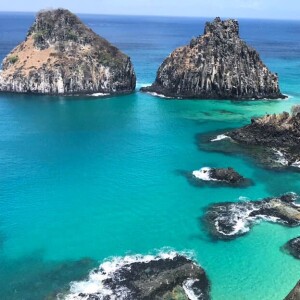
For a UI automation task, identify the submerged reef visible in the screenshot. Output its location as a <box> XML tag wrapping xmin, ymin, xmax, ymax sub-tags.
<box><xmin>0</xmin><ymin>9</ymin><xmax>136</xmax><ymax>96</ymax></box>
<box><xmin>141</xmin><ymin>17</ymin><xmax>285</xmax><ymax>100</ymax></box>
<box><xmin>204</xmin><ymin>193</ymin><xmax>300</xmax><ymax>240</ymax></box>
<box><xmin>61</xmin><ymin>252</ymin><xmax>210</xmax><ymax>300</ymax></box>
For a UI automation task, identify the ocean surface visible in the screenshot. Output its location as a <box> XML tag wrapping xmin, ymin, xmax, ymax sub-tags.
<box><xmin>0</xmin><ymin>12</ymin><xmax>300</xmax><ymax>299</ymax></box>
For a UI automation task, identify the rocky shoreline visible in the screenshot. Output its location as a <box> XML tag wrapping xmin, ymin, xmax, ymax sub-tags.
<box><xmin>198</xmin><ymin>106</ymin><xmax>300</xmax><ymax>170</ymax></box>
<box><xmin>141</xmin><ymin>17</ymin><xmax>285</xmax><ymax>100</ymax></box>
<box><xmin>0</xmin><ymin>9</ymin><xmax>136</xmax><ymax>96</ymax></box>
<box><xmin>204</xmin><ymin>193</ymin><xmax>300</xmax><ymax>240</ymax></box>
<box><xmin>61</xmin><ymin>252</ymin><xmax>210</xmax><ymax>300</ymax></box>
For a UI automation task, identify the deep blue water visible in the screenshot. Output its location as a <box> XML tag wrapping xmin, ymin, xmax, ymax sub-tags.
<box><xmin>0</xmin><ymin>12</ymin><xmax>300</xmax><ymax>299</ymax></box>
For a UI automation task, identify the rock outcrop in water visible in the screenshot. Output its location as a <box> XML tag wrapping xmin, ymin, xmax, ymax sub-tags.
<box><xmin>225</xmin><ymin>106</ymin><xmax>300</xmax><ymax>168</ymax></box>
<box><xmin>141</xmin><ymin>17</ymin><xmax>285</xmax><ymax>100</ymax></box>
<box><xmin>0</xmin><ymin>9</ymin><xmax>136</xmax><ymax>96</ymax></box>
<box><xmin>62</xmin><ymin>252</ymin><xmax>210</xmax><ymax>300</ymax></box>
<box><xmin>193</xmin><ymin>167</ymin><xmax>248</xmax><ymax>185</ymax></box>
<box><xmin>284</xmin><ymin>237</ymin><xmax>300</xmax><ymax>259</ymax></box>
<box><xmin>285</xmin><ymin>281</ymin><xmax>300</xmax><ymax>300</ymax></box>
<box><xmin>179</xmin><ymin>167</ymin><xmax>252</xmax><ymax>188</ymax></box>
<box><xmin>204</xmin><ymin>193</ymin><xmax>300</xmax><ymax>240</ymax></box>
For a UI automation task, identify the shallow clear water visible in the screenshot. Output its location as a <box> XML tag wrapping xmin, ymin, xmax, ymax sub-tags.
<box><xmin>0</xmin><ymin>13</ymin><xmax>300</xmax><ymax>299</ymax></box>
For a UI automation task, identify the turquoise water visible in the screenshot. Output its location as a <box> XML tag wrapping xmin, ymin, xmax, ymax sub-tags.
<box><xmin>0</xmin><ymin>14</ymin><xmax>300</xmax><ymax>299</ymax></box>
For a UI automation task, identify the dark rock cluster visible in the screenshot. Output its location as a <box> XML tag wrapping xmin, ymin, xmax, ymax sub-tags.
<box><xmin>63</xmin><ymin>253</ymin><xmax>210</xmax><ymax>300</ymax></box>
<box><xmin>204</xmin><ymin>193</ymin><xmax>300</xmax><ymax>240</ymax></box>
<box><xmin>141</xmin><ymin>17</ymin><xmax>285</xmax><ymax>100</ymax></box>
<box><xmin>0</xmin><ymin>9</ymin><xmax>136</xmax><ymax>95</ymax></box>
<box><xmin>284</xmin><ymin>237</ymin><xmax>300</xmax><ymax>259</ymax></box>
<box><xmin>226</xmin><ymin>106</ymin><xmax>300</xmax><ymax>167</ymax></box>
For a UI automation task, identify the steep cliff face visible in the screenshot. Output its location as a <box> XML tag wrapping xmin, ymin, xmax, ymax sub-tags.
<box><xmin>141</xmin><ymin>17</ymin><xmax>285</xmax><ymax>100</ymax></box>
<box><xmin>0</xmin><ymin>9</ymin><xmax>136</xmax><ymax>95</ymax></box>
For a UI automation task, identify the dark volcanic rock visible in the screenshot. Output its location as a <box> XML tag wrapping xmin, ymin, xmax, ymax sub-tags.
<box><xmin>204</xmin><ymin>193</ymin><xmax>300</xmax><ymax>240</ymax></box>
<box><xmin>181</xmin><ymin>167</ymin><xmax>252</xmax><ymax>188</ymax></box>
<box><xmin>209</xmin><ymin>167</ymin><xmax>245</xmax><ymax>184</ymax></box>
<box><xmin>62</xmin><ymin>252</ymin><xmax>210</xmax><ymax>299</ymax></box>
<box><xmin>199</xmin><ymin>106</ymin><xmax>300</xmax><ymax>170</ymax></box>
<box><xmin>141</xmin><ymin>17</ymin><xmax>285</xmax><ymax>100</ymax></box>
<box><xmin>226</xmin><ymin>106</ymin><xmax>300</xmax><ymax>168</ymax></box>
<box><xmin>0</xmin><ymin>9</ymin><xmax>136</xmax><ymax>96</ymax></box>
<box><xmin>284</xmin><ymin>237</ymin><xmax>300</xmax><ymax>259</ymax></box>
<box><xmin>285</xmin><ymin>281</ymin><xmax>300</xmax><ymax>300</ymax></box>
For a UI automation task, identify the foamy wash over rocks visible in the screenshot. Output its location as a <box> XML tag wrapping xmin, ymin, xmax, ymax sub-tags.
<box><xmin>204</xmin><ymin>193</ymin><xmax>300</xmax><ymax>240</ymax></box>
<box><xmin>0</xmin><ymin>9</ymin><xmax>136</xmax><ymax>95</ymax></box>
<box><xmin>142</xmin><ymin>17</ymin><xmax>285</xmax><ymax>100</ymax></box>
<box><xmin>61</xmin><ymin>252</ymin><xmax>210</xmax><ymax>300</ymax></box>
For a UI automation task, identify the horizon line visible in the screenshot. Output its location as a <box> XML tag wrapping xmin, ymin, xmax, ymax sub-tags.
<box><xmin>0</xmin><ymin>10</ymin><xmax>300</xmax><ymax>22</ymax></box>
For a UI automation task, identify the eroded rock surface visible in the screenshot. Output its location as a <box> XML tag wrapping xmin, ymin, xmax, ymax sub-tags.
<box><xmin>0</xmin><ymin>9</ymin><xmax>136</xmax><ymax>95</ymax></box>
<box><xmin>285</xmin><ymin>281</ymin><xmax>300</xmax><ymax>300</ymax></box>
<box><xmin>62</xmin><ymin>252</ymin><xmax>210</xmax><ymax>300</ymax></box>
<box><xmin>204</xmin><ymin>193</ymin><xmax>300</xmax><ymax>240</ymax></box>
<box><xmin>141</xmin><ymin>17</ymin><xmax>285</xmax><ymax>100</ymax></box>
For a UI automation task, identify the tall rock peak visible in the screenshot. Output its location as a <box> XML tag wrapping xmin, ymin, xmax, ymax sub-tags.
<box><xmin>204</xmin><ymin>17</ymin><xmax>239</xmax><ymax>37</ymax></box>
<box><xmin>142</xmin><ymin>17</ymin><xmax>285</xmax><ymax>100</ymax></box>
<box><xmin>0</xmin><ymin>9</ymin><xmax>136</xmax><ymax>96</ymax></box>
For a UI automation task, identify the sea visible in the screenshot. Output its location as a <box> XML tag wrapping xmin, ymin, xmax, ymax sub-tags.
<box><xmin>0</xmin><ymin>12</ymin><xmax>300</xmax><ymax>299</ymax></box>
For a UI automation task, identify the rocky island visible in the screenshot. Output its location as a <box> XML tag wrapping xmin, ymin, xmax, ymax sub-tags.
<box><xmin>204</xmin><ymin>193</ymin><xmax>300</xmax><ymax>240</ymax></box>
<box><xmin>62</xmin><ymin>252</ymin><xmax>210</xmax><ymax>300</ymax></box>
<box><xmin>284</xmin><ymin>236</ymin><xmax>300</xmax><ymax>259</ymax></box>
<box><xmin>141</xmin><ymin>17</ymin><xmax>285</xmax><ymax>100</ymax></box>
<box><xmin>0</xmin><ymin>9</ymin><xmax>136</xmax><ymax>96</ymax></box>
<box><xmin>192</xmin><ymin>167</ymin><xmax>250</xmax><ymax>186</ymax></box>
<box><xmin>178</xmin><ymin>167</ymin><xmax>252</xmax><ymax>188</ymax></box>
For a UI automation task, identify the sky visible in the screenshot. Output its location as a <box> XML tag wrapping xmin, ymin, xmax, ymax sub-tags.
<box><xmin>0</xmin><ymin>0</ymin><xmax>300</xmax><ymax>20</ymax></box>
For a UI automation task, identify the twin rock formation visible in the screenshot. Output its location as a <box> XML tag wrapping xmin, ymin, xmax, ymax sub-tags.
<box><xmin>0</xmin><ymin>13</ymin><xmax>284</xmax><ymax>100</ymax></box>
<box><xmin>0</xmin><ymin>9</ymin><xmax>136</xmax><ymax>95</ymax></box>
<box><xmin>142</xmin><ymin>17</ymin><xmax>285</xmax><ymax>100</ymax></box>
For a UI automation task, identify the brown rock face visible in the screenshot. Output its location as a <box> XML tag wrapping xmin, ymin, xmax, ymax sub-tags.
<box><xmin>141</xmin><ymin>17</ymin><xmax>285</xmax><ymax>100</ymax></box>
<box><xmin>0</xmin><ymin>9</ymin><xmax>136</xmax><ymax>95</ymax></box>
<box><xmin>285</xmin><ymin>281</ymin><xmax>300</xmax><ymax>300</ymax></box>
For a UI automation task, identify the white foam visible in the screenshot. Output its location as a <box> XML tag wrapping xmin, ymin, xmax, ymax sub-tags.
<box><xmin>183</xmin><ymin>279</ymin><xmax>202</xmax><ymax>300</ymax></box>
<box><xmin>147</xmin><ymin>91</ymin><xmax>173</xmax><ymax>99</ymax></box>
<box><xmin>211</xmin><ymin>134</ymin><xmax>230</xmax><ymax>142</ymax></box>
<box><xmin>214</xmin><ymin>202</ymin><xmax>258</xmax><ymax>236</ymax></box>
<box><xmin>192</xmin><ymin>167</ymin><xmax>218</xmax><ymax>181</ymax></box>
<box><xmin>273</xmin><ymin>148</ymin><xmax>289</xmax><ymax>166</ymax></box>
<box><xmin>89</xmin><ymin>92</ymin><xmax>110</xmax><ymax>97</ymax></box>
<box><xmin>291</xmin><ymin>161</ymin><xmax>300</xmax><ymax>168</ymax></box>
<box><xmin>61</xmin><ymin>251</ymin><xmax>195</xmax><ymax>300</ymax></box>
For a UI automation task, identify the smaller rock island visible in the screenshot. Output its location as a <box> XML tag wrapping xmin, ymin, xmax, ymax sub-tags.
<box><xmin>141</xmin><ymin>17</ymin><xmax>285</xmax><ymax>100</ymax></box>
<box><xmin>192</xmin><ymin>167</ymin><xmax>248</xmax><ymax>185</ymax></box>
<box><xmin>0</xmin><ymin>9</ymin><xmax>136</xmax><ymax>96</ymax></box>
<box><xmin>284</xmin><ymin>236</ymin><xmax>300</xmax><ymax>259</ymax></box>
